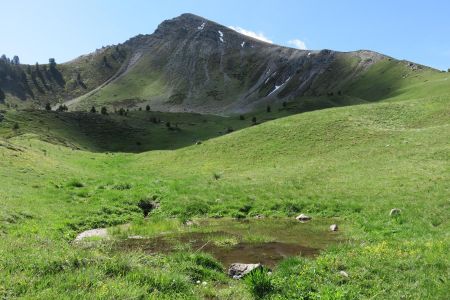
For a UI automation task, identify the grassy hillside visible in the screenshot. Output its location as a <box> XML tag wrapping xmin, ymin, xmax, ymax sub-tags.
<box><xmin>0</xmin><ymin>93</ymin><xmax>448</xmax><ymax>298</ymax></box>
<box><xmin>0</xmin><ymin>102</ymin><xmax>303</xmax><ymax>152</ymax></box>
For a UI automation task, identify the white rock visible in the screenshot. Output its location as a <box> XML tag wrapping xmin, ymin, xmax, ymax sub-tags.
<box><xmin>390</xmin><ymin>208</ymin><xmax>401</xmax><ymax>216</ymax></box>
<box><xmin>74</xmin><ymin>228</ymin><xmax>108</xmax><ymax>242</ymax></box>
<box><xmin>330</xmin><ymin>224</ymin><xmax>338</xmax><ymax>231</ymax></box>
<box><xmin>228</xmin><ymin>263</ymin><xmax>262</xmax><ymax>279</ymax></box>
<box><xmin>296</xmin><ymin>214</ymin><xmax>312</xmax><ymax>222</ymax></box>
<box><xmin>339</xmin><ymin>270</ymin><xmax>349</xmax><ymax>278</ymax></box>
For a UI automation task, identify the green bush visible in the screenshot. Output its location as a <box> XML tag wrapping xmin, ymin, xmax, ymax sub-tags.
<box><xmin>112</xmin><ymin>183</ymin><xmax>132</xmax><ymax>190</ymax></box>
<box><xmin>137</xmin><ymin>198</ymin><xmax>158</xmax><ymax>217</ymax></box>
<box><xmin>213</xmin><ymin>172</ymin><xmax>222</xmax><ymax>180</ymax></box>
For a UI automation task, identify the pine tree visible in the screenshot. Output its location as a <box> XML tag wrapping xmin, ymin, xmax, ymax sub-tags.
<box><xmin>101</xmin><ymin>107</ymin><xmax>108</xmax><ymax>115</ymax></box>
<box><xmin>146</xmin><ymin>105</ymin><xmax>151</xmax><ymax>112</ymax></box>
<box><xmin>49</xmin><ymin>58</ymin><xmax>56</xmax><ymax>70</ymax></box>
<box><xmin>45</xmin><ymin>103</ymin><xmax>52</xmax><ymax>111</ymax></box>
<box><xmin>12</xmin><ymin>56</ymin><xmax>20</xmax><ymax>65</ymax></box>
<box><xmin>0</xmin><ymin>88</ymin><xmax>5</xmax><ymax>101</ymax></box>
<box><xmin>90</xmin><ymin>106</ymin><xmax>96</xmax><ymax>113</ymax></box>
<box><xmin>266</xmin><ymin>105</ymin><xmax>271</xmax><ymax>113</ymax></box>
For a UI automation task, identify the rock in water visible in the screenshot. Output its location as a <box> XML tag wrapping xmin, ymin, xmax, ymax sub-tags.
<box><xmin>228</xmin><ymin>263</ymin><xmax>262</xmax><ymax>279</ymax></box>
<box><xmin>390</xmin><ymin>208</ymin><xmax>401</xmax><ymax>216</ymax></box>
<box><xmin>74</xmin><ymin>228</ymin><xmax>108</xmax><ymax>242</ymax></box>
<box><xmin>296</xmin><ymin>214</ymin><xmax>312</xmax><ymax>222</ymax></box>
<box><xmin>330</xmin><ymin>224</ymin><xmax>338</xmax><ymax>231</ymax></box>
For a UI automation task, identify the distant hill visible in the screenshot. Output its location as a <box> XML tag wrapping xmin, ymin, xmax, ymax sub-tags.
<box><xmin>1</xmin><ymin>13</ymin><xmax>449</xmax><ymax>114</ymax></box>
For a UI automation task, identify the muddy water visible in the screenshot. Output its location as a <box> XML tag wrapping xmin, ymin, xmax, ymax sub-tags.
<box><xmin>116</xmin><ymin>218</ymin><xmax>340</xmax><ymax>268</ymax></box>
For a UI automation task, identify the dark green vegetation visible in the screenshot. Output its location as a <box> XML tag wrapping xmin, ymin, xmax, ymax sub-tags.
<box><xmin>0</xmin><ymin>46</ymin><xmax>128</xmax><ymax>108</ymax></box>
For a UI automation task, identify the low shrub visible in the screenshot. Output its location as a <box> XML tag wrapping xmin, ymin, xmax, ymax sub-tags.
<box><xmin>67</xmin><ymin>179</ymin><xmax>84</xmax><ymax>188</ymax></box>
<box><xmin>245</xmin><ymin>268</ymin><xmax>274</xmax><ymax>299</ymax></box>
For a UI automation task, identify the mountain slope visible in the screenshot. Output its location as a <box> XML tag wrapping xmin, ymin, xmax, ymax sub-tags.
<box><xmin>2</xmin><ymin>13</ymin><xmax>448</xmax><ymax>114</ymax></box>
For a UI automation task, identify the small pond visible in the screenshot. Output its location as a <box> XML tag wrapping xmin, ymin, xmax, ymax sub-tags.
<box><xmin>115</xmin><ymin>218</ymin><xmax>341</xmax><ymax>268</ymax></box>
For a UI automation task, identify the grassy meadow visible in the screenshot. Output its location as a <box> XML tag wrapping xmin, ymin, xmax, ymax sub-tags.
<box><xmin>0</xmin><ymin>89</ymin><xmax>449</xmax><ymax>299</ymax></box>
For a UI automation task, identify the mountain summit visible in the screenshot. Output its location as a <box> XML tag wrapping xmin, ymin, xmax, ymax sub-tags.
<box><xmin>0</xmin><ymin>13</ymin><xmax>439</xmax><ymax>114</ymax></box>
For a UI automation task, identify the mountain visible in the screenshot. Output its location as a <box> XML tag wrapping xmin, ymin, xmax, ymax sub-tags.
<box><xmin>1</xmin><ymin>13</ymin><xmax>448</xmax><ymax>114</ymax></box>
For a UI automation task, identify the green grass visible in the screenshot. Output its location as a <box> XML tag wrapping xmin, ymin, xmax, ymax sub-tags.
<box><xmin>0</xmin><ymin>92</ymin><xmax>449</xmax><ymax>298</ymax></box>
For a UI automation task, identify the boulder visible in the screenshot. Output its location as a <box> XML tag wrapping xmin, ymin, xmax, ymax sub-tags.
<box><xmin>228</xmin><ymin>263</ymin><xmax>262</xmax><ymax>279</ymax></box>
<box><xmin>390</xmin><ymin>208</ymin><xmax>401</xmax><ymax>216</ymax></box>
<box><xmin>339</xmin><ymin>270</ymin><xmax>349</xmax><ymax>278</ymax></box>
<box><xmin>330</xmin><ymin>224</ymin><xmax>338</xmax><ymax>231</ymax></box>
<box><xmin>74</xmin><ymin>228</ymin><xmax>108</xmax><ymax>242</ymax></box>
<box><xmin>296</xmin><ymin>214</ymin><xmax>312</xmax><ymax>222</ymax></box>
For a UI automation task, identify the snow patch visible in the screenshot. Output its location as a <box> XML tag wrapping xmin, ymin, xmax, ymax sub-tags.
<box><xmin>218</xmin><ymin>30</ymin><xmax>224</xmax><ymax>43</ymax></box>
<box><xmin>268</xmin><ymin>77</ymin><xmax>291</xmax><ymax>96</ymax></box>
<box><xmin>268</xmin><ymin>85</ymin><xmax>281</xmax><ymax>96</ymax></box>
<box><xmin>241</xmin><ymin>41</ymin><xmax>245</xmax><ymax>48</ymax></box>
<box><xmin>264</xmin><ymin>71</ymin><xmax>276</xmax><ymax>84</ymax></box>
<box><xmin>198</xmin><ymin>22</ymin><xmax>206</xmax><ymax>30</ymax></box>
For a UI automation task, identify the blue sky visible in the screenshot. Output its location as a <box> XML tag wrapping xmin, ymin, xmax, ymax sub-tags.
<box><xmin>1</xmin><ymin>0</ymin><xmax>449</xmax><ymax>70</ymax></box>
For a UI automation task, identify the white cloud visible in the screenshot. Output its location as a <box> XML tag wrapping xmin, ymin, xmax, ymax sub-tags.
<box><xmin>228</xmin><ymin>26</ymin><xmax>273</xmax><ymax>44</ymax></box>
<box><xmin>288</xmin><ymin>39</ymin><xmax>307</xmax><ymax>50</ymax></box>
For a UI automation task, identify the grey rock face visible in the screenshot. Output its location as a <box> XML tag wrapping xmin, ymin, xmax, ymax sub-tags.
<box><xmin>72</xmin><ymin>13</ymin><xmax>388</xmax><ymax>114</ymax></box>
